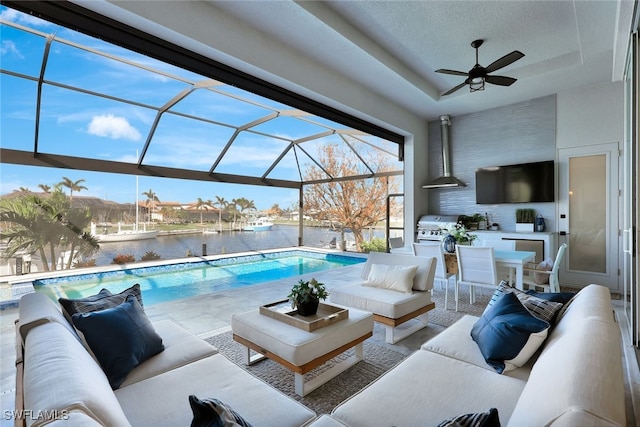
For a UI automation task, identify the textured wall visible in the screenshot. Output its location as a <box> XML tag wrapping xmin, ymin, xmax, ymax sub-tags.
<box><xmin>424</xmin><ymin>95</ymin><xmax>556</xmax><ymax>232</ymax></box>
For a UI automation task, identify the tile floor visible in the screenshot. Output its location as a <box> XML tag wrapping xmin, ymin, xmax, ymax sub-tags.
<box><xmin>2</xmin><ymin>261</ymin><xmax>413</xmax><ymax>426</ymax></box>
<box><xmin>1</xmin><ymin>260</ymin><xmax>639</xmax><ymax>426</ymax></box>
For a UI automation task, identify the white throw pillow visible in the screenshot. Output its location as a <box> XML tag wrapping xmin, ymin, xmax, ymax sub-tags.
<box><xmin>364</xmin><ymin>264</ymin><xmax>418</xmax><ymax>293</ymax></box>
<box><xmin>534</xmin><ymin>258</ymin><xmax>553</xmax><ymax>284</ymax></box>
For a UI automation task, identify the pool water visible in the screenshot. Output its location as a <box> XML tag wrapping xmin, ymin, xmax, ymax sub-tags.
<box><xmin>34</xmin><ymin>250</ymin><xmax>365</xmax><ymax>306</ymax></box>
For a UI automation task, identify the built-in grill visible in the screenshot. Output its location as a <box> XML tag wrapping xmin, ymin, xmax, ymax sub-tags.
<box><xmin>416</xmin><ymin>214</ymin><xmax>460</xmax><ymax>241</ymax></box>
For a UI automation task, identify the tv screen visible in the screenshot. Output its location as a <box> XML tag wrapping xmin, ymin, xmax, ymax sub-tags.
<box><xmin>475</xmin><ymin>160</ymin><xmax>554</xmax><ymax>204</ymax></box>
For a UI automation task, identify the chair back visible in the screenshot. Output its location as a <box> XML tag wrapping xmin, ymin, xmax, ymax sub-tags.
<box><xmin>479</xmin><ymin>239</ymin><xmax>516</xmax><ymax>251</ymax></box>
<box><xmin>456</xmin><ymin>245</ymin><xmax>497</xmax><ymax>285</ymax></box>
<box><xmin>548</xmin><ymin>243</ymin><xmax>568</xmax><ymax>292</ymax></box>
<box><xmin>413</xmin><ymin>243</ymin><xmax>449</xmax><ymax>280</ymax></box>
<box><xmin>388</xmin><ymin>237</ymin><xmax>404</xmax><ymax>249</ymax></box>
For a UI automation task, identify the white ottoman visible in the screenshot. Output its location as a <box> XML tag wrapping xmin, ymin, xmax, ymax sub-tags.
<box><xmin>231</xmin><ymin>305</ymin><xmax>373</xmax><ymax>396</ymax></box>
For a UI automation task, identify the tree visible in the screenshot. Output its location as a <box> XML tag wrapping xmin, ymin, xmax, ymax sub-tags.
<box><xmin>236</xmin><ymin>197</ymin><xmax>256</xmax><ymax>220</ymax></box>
<box><xmin>303</xmin><ymin>143</ymin><xmax>400</xmax><ymax>251</ymax></box>
<box><xmin>268</xmin><ymin>203</ymin><xmax>283</xmax><ymax>218</ymax></box>
<box><xmin>59</xmin><ymin>177</ymin><xmax>87</xmax><ymax>200</ymax></box>
<box><xmin>142</xmin><ymin>189</ymin><xmax>160</xmax><ymax>223</ymax></box>
<box><xmin>38</xmin><ymin>184</ymin><xmax>51</xmax><ymax>193</ymax></box>
<box><xmin>193</xmin><ymin>197</ymin><xmax>211</xmax><ymax>224</ymax></box>
<box><xmin>214</xmin><ymin>196</ymin><xmax>228</xmax><ymax>231</ymax></box>
<box><xmin>0</xmin><ymin>189</ymin><xmax>98</xmax><ymax>271</ymax></box>
<box><xmin>230</xmin><ymin>198</ymin><xmax>240</xmax><ymax>225</ymax></box>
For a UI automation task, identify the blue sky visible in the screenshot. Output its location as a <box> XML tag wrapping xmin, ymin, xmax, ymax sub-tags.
<box><xmin>0</xmin><ymin>6</ymin><xmax>402</xmax><ymax>211</ymax></box>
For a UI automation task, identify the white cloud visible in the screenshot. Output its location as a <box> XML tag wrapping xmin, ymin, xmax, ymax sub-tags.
<box><xmin>87</xmin><ymin>114</ymin><xmax>141</xmax><ymax>141</ymax></box>
<box><xmin>0</xmin><ymin>8</ymin><xmax>55</xmax><ymax>28</ymax></box>
<box><xmin>1</xmin><ymin>40</ymin><xmax>23</xmax><ymax>58</ymax></box>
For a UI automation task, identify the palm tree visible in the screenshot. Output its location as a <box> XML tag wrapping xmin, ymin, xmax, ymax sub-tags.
<box><xmin>142</xmin><ymin>189</ymin><xmax>160</xmax><ymax>223</ymax></box>
<box><xmin>59</xmin><ymin>177</ymin><xmax>87</xmax><ymax>201</ymax></box>
<box><xmin>38</xmin><ymin>184</ymin><xmax>51</xmax><ymax>193</ymax></box>
<box><xmin>214</xmin><ymin>196</ymin><xmax>228</xmax><ymax>232</ymax></box>
<box><xmin>0</xmin><ymin>189</ymin><xmax>98</xmax><ymax>271</ymax></box>
<box><xmin>194</xmin><ymin>197</ymin><xmax>211</xmax><ymax>224</ymax></box>
<box><xmin>230</xmin><ymin>198</ymin><xmax>240</xmax><ymax>226</ymax></box>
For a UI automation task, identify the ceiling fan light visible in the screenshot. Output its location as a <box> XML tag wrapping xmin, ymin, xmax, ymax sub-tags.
<box><xmin>470</xmin><ymin>77</ymin><xmax>485</xmax><ymax>92</ymax></box>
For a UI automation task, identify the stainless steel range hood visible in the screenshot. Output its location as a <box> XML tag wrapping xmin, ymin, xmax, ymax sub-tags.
<box><xmin>423</xmin><ymin>115</ymin><xmax>466</xmax><ymax>189</ymax></box>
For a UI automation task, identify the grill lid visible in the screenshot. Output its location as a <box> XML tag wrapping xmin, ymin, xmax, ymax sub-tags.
<box><xmin>417</xmin><ymin>214</ymin><xmax>460</xmax><ymax>228</ymax></box>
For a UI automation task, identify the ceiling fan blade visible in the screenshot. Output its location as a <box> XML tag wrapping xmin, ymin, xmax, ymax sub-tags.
<box><xmin>484</xmin><ymin>50</ymin><xmax>525</xmax><ymax>73</ymax></box>
<box><xmin>435</xmin><ymin>68</ymin><xmax>469</xmax><ymax>77</ymax></box>
<box><xmin>485</xmin><ymin>75</ymin><xmax>517</xmax><ymax>86</ymax></box>
<box><xmin>442</xmin><ymin>81</ymin><xmax>468</xmax><ymax>96</ymax></box>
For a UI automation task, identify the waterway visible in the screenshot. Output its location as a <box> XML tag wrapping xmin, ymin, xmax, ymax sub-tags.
<box><xmin>94</xmin><ymin>224</ymin><xmax>384</xmax><ymax>266</ymax></box>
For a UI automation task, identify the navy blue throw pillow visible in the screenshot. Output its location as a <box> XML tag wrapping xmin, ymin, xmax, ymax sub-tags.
<box><xmin>72</xmin><ymin>294</ymin><xmax>164</xmax><ymax>389</ymax></box>
<box><xmin>471</xmin><ymin>292</ymin><xmax>550</xmax><ymax>374</ymax></box>
<box><xmin>189</xmin><ymin>395</ymin><xmax>253</xmax><ymax>427</ymax></box>
<box><xmin>525</xmin><ymin>290</ymin><xmax>576</xmax><ymax>304</ymax></box>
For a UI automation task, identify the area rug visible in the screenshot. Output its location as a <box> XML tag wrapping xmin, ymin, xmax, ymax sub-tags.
<box><xmin>428</xmin><ymin>285</ymin><xmax>490</xmax><ymax>327</ymax></box>
<box><xmin>205</xmin><ymin>285</ymin><xmax>491</xmax><ymax>414</ymax></box>
<box><xmin>206</xmin><ymin>331</ymin><xmax>406</xmax><ymax>414</ymax></box>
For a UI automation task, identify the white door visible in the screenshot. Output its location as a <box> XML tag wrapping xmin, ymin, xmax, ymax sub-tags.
<box><xmin>558</xmin><ymin>143</ymin><xmax>621</xmax><ymax>291</ymax></box>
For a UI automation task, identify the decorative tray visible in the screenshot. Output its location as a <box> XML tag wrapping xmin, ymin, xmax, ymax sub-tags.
<box><xmin>259</xmin><ymin>299</ymin><xmax>348</xmax><ymax>332</ymax></box>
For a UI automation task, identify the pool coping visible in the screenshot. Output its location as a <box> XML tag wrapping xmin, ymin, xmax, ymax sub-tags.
<box><xmin>0</xmin><ymin>247</ymin><xmax>367</xmax><ymax>309</ymax></box>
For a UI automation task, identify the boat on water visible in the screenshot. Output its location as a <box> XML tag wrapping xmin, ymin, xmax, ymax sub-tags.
<box><xmin>91</xmin><ymin>222</ymin><xmax>159</xmax><ymax>242</ymax></box>
<box><xmin>90</xmin><ymin>173</ymin><xmax>159</xmax><ymax>242</ymax></box>
<box><xmin>242</xmin><ymin>217</ymin><xmax>273</xmax><ymax>231</ymax></box>
<box><xmin>202</xmin><ymin>229</ymin><xmax>219</xmax><ymax>235</ymax></box>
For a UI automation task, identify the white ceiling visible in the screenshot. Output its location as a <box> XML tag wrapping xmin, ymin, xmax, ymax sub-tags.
<box><xmin>204</xmin><ymin>0</ymin><xmax>634</xmax><ymax>120</ymax></box>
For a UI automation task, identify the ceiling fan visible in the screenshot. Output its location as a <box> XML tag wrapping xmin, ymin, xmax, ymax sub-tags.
<box><xmin>436</xmin><ymin>39</ymin><xmax>525</xmax><ymax>96</ymax></box>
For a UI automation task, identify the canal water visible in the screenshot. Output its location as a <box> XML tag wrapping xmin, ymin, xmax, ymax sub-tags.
<box><xmin>93</xmin><ymin>224</ymin><xmax>384</xmax><ymax>266</ymax></box>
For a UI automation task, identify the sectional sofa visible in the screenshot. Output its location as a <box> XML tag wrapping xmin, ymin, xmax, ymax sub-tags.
<box><xmin>309</xmin><ymin>284</ymin><xmax>627</xmax><ymax>426</ymax></box>
<box><xmin>14</xmin><ymin>291</ymin><xmax>315</xmax><ymax>427</ymax></box>
<box><xmin>15</xmin><ymin>281</ymin><xmax>626</xmax><ymax>427</ymax></box>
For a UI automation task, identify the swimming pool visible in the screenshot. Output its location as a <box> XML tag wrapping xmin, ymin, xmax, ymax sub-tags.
<box><xmin>33</xmin><ymin>250</ymin><xmax>365</xmax><ymax>306</ymax></box>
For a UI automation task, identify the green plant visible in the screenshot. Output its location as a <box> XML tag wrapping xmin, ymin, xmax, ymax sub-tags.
<box><xmin>287</xmin><ymin>278</ymin><xmax>329</xmax><ymax>309</ymax></box>
<box><xmin>515</xmin><ymin>209</ymin><xmax>536</xmax><ymax>223</ymax></box>
<box><xmin>112</xmin><ymin>253</ymin><xmax>136</xmax><ymax>264</ymax></box>
<box><xmin>444</xmin><ymin>223</ymin><xmax>478</xmax><ymax>243</ymax></box>
<box><xmin>360</xmin><ymin>237</ymin><xmax>387</xmax><ymax>253</ymax></box>
<box><xmin>471</xmin><ymin>213</ymin><xmax>486</xmax><ymax>222</ymax></box>
<box><xmin>140</xmin><ymin>251</ymin><xmax>161</xmax><ymax>261</ymax></box>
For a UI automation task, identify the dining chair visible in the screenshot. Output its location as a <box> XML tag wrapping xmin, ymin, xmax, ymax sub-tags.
<box><xmin>480</xmin><ymin>239</ymin><xmax>516</xmax><ymax>284</ymax></box>
<box><xmin>388</xmin><ymin>237</ymin><xmax>404</xmax><ymax>253</ymax></box>
<box><xmin>455</xmin><ymin>245</ymin><xmax>498</xmax><ymax>311</ymax></box>
<box><xmin>413</xmin><ymin>242</ymin><xmax>456</xmax><ymax>310</ymax></box>
<box><xmin>523</xmin><ymin>243</ymin><xmax>568</xmax><ymax>293</ymax></box>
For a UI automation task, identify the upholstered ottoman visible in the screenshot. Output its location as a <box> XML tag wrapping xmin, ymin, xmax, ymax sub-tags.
<box><xmin>231</xmin><ymin>305</ymin><xmax>373</xmax><ymax>396</ymax></box>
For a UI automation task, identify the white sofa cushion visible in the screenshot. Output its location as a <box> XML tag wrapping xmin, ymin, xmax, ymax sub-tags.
<box><xmin>360</xmin><ymin>252</ymin><xmax>436</xmax><ymax>291</ymax></box>
<box><xmin>363</xmin><ymin>264</ymin><xmax>418</xmax><ymax>293</ymax></box>
<box><xmin>421</xmin><ymin>315</ymin><xmax>533</xmax><ymax>381</ymax></box>
<box><xmin>38</xmin><ymin>410</ymin><xmax>103</xmax><ymax>426</ymax></box>
<box><xmin>120</xmin><ymin>319</ymin><xmax>218</xmax><ymax>387</ymax></box>
<box><xmin>18</xmin><ymin>292</ymin><xmax>78</xmax><ymax>342</ymax></box>
<box><xmin>330</xmin><ymin>284</ymin><xmax>432</xmax><ymax>319</ymax></box>
<box><xmin>115</xmin><ymin>354</ymin><xmax>316</xmax><ymax>427</ymax></box>
<box><xmin>23</xmin><ymin>322</ymin><xmax>132</xmax><ymax>427</ymax></box>
<box><xmin>506</xmin><ymin>318</ymin><xmax>625</xmax><ymax>427</ymax></box>
<box><xmin>331</xmin><ymin>350</ymin><xmax>526</xmax><ymax>427</ymax></box>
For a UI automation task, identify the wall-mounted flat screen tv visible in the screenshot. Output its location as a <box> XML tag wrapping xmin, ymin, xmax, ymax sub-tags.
<box><xmin>475</xmin><ymin>160</ymin><xmax>555</xmax><ymax>204</ymax></box>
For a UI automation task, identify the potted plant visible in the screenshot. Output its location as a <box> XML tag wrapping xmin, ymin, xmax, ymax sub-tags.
<box><xmin>441</xmin><ymin>223</ymin><xmax>478</xmax><ymax>252</ymax></box>
<box><xmin>515</xmin><ymin>209</ymin><xmax>536</xmax><ymax>232</ymax></box>
<box><xmin>288</xmin><ymin>278</ymin><xmax>329</xmax><ymax>316</ymax></box>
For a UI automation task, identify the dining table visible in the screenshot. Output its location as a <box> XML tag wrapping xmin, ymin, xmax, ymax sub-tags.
<box><xmin>444</xmin><ymin>249</ymin><xmax>537</xmax><ymax>291</ymax></box>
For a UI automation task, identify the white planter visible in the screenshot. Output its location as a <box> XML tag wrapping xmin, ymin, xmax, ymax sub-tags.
<box><xmin>516</xmin><ymin>223</ymin><xmax>534</xmax><ymax>232</ymax></box>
